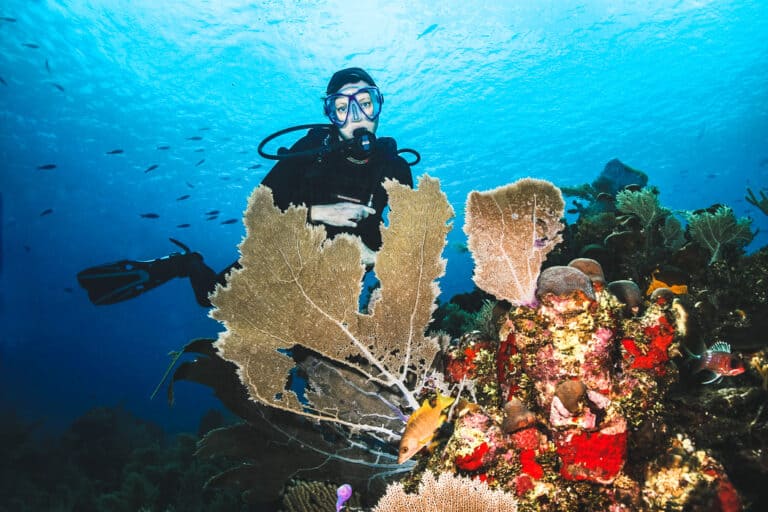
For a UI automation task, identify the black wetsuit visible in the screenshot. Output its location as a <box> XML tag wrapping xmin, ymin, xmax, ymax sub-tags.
<box><xmin>188</xmin><ymin>127</ymin><xmax>413</xmax><ymax>306</ymax></box>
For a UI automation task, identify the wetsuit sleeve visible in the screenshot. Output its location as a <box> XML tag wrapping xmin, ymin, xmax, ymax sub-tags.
<box><xmin>377</xmin><ymin>137</ymin><xmax>413</xmax><ymax>189</ymax></box>
<box><xmin>391</xmin><ymin>155</ymin><xmax>413</xmax><ymax>188</ymax></box>
<box><xmin>261</xmin><ymin>132</ymin><xmax>322</xmax><ymax>210</ymax></box>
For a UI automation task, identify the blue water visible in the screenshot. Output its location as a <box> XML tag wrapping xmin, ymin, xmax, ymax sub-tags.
<box><xmin>1</xmin><ymin>0</ymin><xmax>766</xmax><ymax>434</ymax></box>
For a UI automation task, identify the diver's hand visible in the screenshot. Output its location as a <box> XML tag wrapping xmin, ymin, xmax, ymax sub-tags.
<box><xmin>310</xmin><ymin>202</ymin><xmax>376</xmax><ymax>228</ymax></box>
<box><xmin>359</xmin><ymin>244</ymin><xmax>377</xmax><ymax>267</ymax></box>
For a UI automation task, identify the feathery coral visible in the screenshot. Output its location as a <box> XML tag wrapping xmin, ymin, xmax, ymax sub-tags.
<box><xmin>372</xmin><ymin>471</ymin><xmax>518</xmax><ymax>511</ymax></box>
<box><xmin>211</xmin><ymin>175</ymin><xmax>452</xmax><ymax>437</ymax></box>
<box><xmin>687</xmin><ymin>205</ymin><xmax>754</xmax><ymax>264</ymax></box>
<box><xmin>463</xmin><ymin>178</ymin><xmax>565</xmax><ymax>306</ymax></box>
<box><xmin>615</xmin><ymin>187</ymin><xmax>668</xmax><ymax>230</ymax></box>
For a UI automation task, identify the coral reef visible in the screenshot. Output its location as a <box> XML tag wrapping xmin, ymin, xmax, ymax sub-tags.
<box><xmin>641</xmin><ymin>434</ymin><xmax>742</xmax><ymax>511</ymax></box>
<box><xmin>0</xmin><ymin>406</ymin><xmax>245</xmax><ymax>512</ymax></box>
<box><xmin>666</xmin><ymin>385</ymin><xmax>768</xmax><ymax>509</ymax></box>
<box><xmin>419</xmin><ymin>258</ymin><xmax>743</xmax><ymax>511</ymax></box>
<box><xmin>169</xmin><ymin>163</ymin><xmax>765</xmax><ymax>510</ymax></box>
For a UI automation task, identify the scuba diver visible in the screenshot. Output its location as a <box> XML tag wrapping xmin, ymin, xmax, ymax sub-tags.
<box><xmin>77</xmin><ymin>67</ymin><xmax>417</xmax><ymax>308</ymax></box>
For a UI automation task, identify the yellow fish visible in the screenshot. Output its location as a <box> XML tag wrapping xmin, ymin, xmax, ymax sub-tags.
<box><xmin>397</xmin><ymin>393</ymin><xmax>454</xmax><ymax>464</ymax></box>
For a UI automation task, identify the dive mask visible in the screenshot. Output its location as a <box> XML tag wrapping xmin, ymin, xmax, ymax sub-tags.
<box><xmin>323</xmin><ymin>86</ymin><xmax>383</xmax><ymax>127</ymax></box>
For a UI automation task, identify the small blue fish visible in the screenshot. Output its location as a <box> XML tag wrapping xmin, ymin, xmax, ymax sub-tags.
<box><xmin>140</xmin><ymin>213</ymin><xmax>159</xmax><ymax>219</ymax></box>
<box><xmin>220</xmin><ymin>218</ymin><xmax>238</xmax><ymax>225</ymax></box>
<box><xmin>176</xmin><ymin>194</ymin><xmax>190</xmax><ymax>201</ymax></box>
<box><xmin>51</xmin><ymin>83</ymin><xmax>65</xmax><ymax>92</ymax></box>
<box><xmin>37</xmin><ymin>164</ymin><xmax>56</xmax><ymax>170</ymax></box>
<box><xmin>156</xmin><ymin>145</ymin><xmax>171</xmax><ymax>150</ymax></box>
<box><xmin>186</xmin><ymin>136</ymin><xmax>203</xmax><ymax>141</ymax></box>
<box><xmin>417</xmin><ymin>23</ymin><xmax>438</xmax><ymax>39</ymax></box>
<box><xmin>144</xmin><ymin>164</ymin><xmax>158</xmax><ymax>173</ymax></box>
<box><xmin>106</xmin><ymin>149</ymin><xmax>124</xmax><ymax>155</ymax></box>
<box><xmin>177</xmin><ymin>223</ymin><xmax>191</xmax><ymax>228</ymax></box>
<box><xmin>40</xmin><ymin>208</ymin><xmax>53</xmax><ymax>216</ymax></box>
<box><xmin>335</xmin><ymin>484</ymin><xmax>352</xmax><ymax>511</ymax></box>
<box><xmin>195</xmin><ymin>158</ymin><xmax>205</xmax><ymax>167</ymax></box>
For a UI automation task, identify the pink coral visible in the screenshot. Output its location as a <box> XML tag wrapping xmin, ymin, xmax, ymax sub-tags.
<box><xmin>509</xmin><ymin>426</ymin><xmax>543</xmax><ymax>451</ymax></box>
<box><xmin>514</xmin><ymin>474</ymin><xmax>534</xmax><ymax>496</ymax></box>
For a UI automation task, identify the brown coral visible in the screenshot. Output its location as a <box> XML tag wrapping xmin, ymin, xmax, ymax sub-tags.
<box><xmin>607</xmin><ymin>280</ymin><xmax>644</xmax><ymax>315</ymax></box>
<box><xmin>568</xmin><ymin>257</ymin><xmax>605</xmax><ymax>287</ymax></box>
<box><xmin>464</xmin><ymin>177</ymin><xmax>564</xmax><ymax>306</ymax></box>
<box><xmin>211</xmin><ymin>175</ymin><xmax>453</xmax><ymax>434</ymax></box>
<box><xmin>372</xmin><ymin>471</ymin><xmax>518</xmax><ymax>511</ymax></box>
<box><xmin>502</xmin><ymin>397</ymin><xmax>536</xmax><ymax>433</ymax></box>
<box><xmin>554</xmin><ymin>380</ymin><xmax>587</xmax><ymax>413</ymax></box>
<box><xmin>535</xmin><ymin>265</ymin><xmax>595</xmax><ymax>300</ymax></box>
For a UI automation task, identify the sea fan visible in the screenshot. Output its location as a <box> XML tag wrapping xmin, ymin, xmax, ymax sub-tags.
<box><xmin>686</xmin><ymin>205</ymin><xmax>754</xmax><ymax>264</ymax></box>
<box><xmin>615</xmin><ymin>188</ymin><xmax>669</xmax><ymax>230</ymax></box>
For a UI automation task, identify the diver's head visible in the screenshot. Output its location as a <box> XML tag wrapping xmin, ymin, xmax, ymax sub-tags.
<box><xmin>323</xmin><ymin>67</ymin><xmax>383</xmax><ymax>141</ymax></box>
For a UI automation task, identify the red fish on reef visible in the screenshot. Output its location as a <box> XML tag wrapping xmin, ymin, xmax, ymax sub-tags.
<box><xmin>685</xmin><ymin>341</ymin><xmax>745</xmax><ymax>384</ymax></box>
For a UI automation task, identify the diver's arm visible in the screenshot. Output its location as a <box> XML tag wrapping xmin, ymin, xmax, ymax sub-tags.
<box><xmin>261</xmin><ymin>131</ymin><xmax>323</xmax><ymax>210</ymax></box>
<box><xmin>310</xmin><ymin>201</ymin><xmax>376</xmax><ymax>228</ymax></box>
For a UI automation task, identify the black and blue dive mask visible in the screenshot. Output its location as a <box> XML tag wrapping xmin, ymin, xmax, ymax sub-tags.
<box><xmin>323</xmin><ymin>86</ymin><xmax>383</xmax><ymax>127</ymax></box>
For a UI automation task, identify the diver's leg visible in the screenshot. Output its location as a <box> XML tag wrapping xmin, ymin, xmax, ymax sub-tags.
<box><xmin>187</xmin><ymin>260</ymin><xmax>242</xmax><ymax>307</ymax></box>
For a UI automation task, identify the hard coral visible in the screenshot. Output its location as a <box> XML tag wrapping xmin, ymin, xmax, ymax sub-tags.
<box><xmin>372</xmin><ymin>471</ymin><xmax>519</xmax><ymax>511</ymax></box>
<box><xmin>501</xmin><ymin>398</ymin><xmax>536</xmax><ymax>433</ymax></box>
<box><xmin>607</xmin><ymin>280</ymin><xmax>644</xmax><ymax>316</ymax></box>
<box><xmin>554</xmin><ymin>380</ymin><xmax>587</xmax><ymax>413</ymax></box>
<box><xmin>568</xmin><ymin>257</ymin><xmax>606</xmax><ymax>287</ymax></box>
<box><xmin>536</xmin><ymin>265</ymin><xmax>596</xmax><ymax>301</ymax></box>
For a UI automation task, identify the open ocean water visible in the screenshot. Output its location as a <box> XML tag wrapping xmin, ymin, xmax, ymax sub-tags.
<box><xmin>0</xmin><ymin>1</ymin><xmax>766</xmax><ymax>510</ymax></box>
